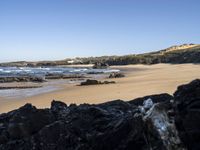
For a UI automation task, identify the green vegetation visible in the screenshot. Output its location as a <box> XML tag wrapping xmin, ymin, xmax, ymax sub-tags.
<box><xmin>1</xmin><ymin>44</ymin><xmax>200</xmax><ymax>67</ymax></box>
<box><xmin>80</xmin><ymin>45</ymin><xmax>200</xmax><ymax>65</ymax></box>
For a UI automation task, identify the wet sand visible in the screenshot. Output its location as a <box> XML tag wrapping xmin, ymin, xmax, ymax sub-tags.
<box><xmin>0</xmin><ymin>64</ymin><xmax>200</xmax><ymax>113</ymax></box>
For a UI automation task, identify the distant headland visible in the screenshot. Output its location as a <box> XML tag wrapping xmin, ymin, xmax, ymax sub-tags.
<box><xmin>1</xmin><ymin>44</ymin><xmax>200</xmax><ymax>67</ymax></box>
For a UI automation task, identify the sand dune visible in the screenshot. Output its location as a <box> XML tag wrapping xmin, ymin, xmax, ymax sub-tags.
<box><xmin>0</xmin><ymin>63</ymin><xmax>200</xmax><ymax>113</ymax></box>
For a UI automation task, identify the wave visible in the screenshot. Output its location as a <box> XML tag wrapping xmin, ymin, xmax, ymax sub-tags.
<box><xmin>72</xmin><ymin>68</ymin><xmax>88</xmax><ymax>72</ymax></box>
<box><xmin>3</xmin><ymin>70</ymin><xmax>11</xmax><ymax>73</ymax></box>
<box><xmin>103</xmin><ymin>69</ymin><xmax>120</xmax><ymax>73</ymax></box>
<box><xmin>0</xmin><ymin>67</ymin><xmax>120</xmax><ymax>76</ymax></box>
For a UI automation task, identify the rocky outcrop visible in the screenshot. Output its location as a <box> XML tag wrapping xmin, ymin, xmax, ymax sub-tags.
<box><xmin>1</xmin><ymin>79</ymin><xmax>200</xmax><ymax>149</ymax></box>
<box><xmin>45</xmin><ymin>73</ymin><xmax>86</xmax><ymax>80</ymax></box>
<box><xmin>0</xmin><ymin>76</ymin><xmax>46</xmax><ymax>83</ymax></box>
<box><xmin>80</xmin><ymin>79</ymin><xmax>115</xmax><ymax>86</ymax></box>
<box><xmin>109</xmin><ymin>72</ymin><xmax>125</xmax><ymax>78</ymax></box>
<box><xmin>92</xmin><ymin>62</ymin><xmax>109</xmax><ymax>69</ymax></box>
<box><xmin>0</xmin><ymin>85</ymin><xmax>42</xmax><ymax>90</ymax></box>
<box><xmin>174</xmin><ymin>79</ymin><xmax>200</xmax><ymax>149</ymax></box>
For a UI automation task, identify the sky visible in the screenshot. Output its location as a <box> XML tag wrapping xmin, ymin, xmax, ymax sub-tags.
<box><xmin>0</xmin><ymin>0</ymin><xmax>200</xmax><ymax>62</ymax></box>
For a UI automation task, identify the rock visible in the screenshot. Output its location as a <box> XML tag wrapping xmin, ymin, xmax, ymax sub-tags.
<box><xmin>143</xmin><ymin>98</ymin><xmax>154</xmax><ymax>110</ymax></box>
<box><xmin>0</xmin><ymin>103</ymin><xmax>55</xmax><ymax>147</ymax></box>
<box><xmin>0</xmin><ymin>76</ymin><xmax>46</xmax><ymax>83</ymax></box>
<box><xmin>174</xmin><ymin>79</ymin><xmax>200</xmax><ymax>149</ymax></box>
<box><xmin>80</xmin><ymin>79</ymin><xmax>115</xmax><ymax>86</ymax></box>
<box><xmin>80</xmin><ymin>79</ymin><xmax>100</xmax><ymax>85</ymax></box>
<box><xmin>1</xmin><ymin>79</ymin><xmax>200</xmax><ymax>149</ymax></box>
<box><xmin>129</xmin><ymin>93</ymin><xmax>173</xmax><ymax>106</ymax></box>
<box><xmin>92</xmin><ymin>62</ymin><xmax>109</xmax><ymax>69</ymax></box>
<box><xmin>143</xmin><ymin>102</ymin><xmax>185</xmax><ymax>150</ymax></box>
<box><xmin>109</xmin><ymin>72</ymin><xmax>125</xmax><ymax>78</ymax></box>
<box><xmin>102</xmin><ymin>81</ymin><xmax>116</xmax><ymax>84</ymax></box>
<box><xmin>0</xmin><ymin>85</ymin><xmax>42</xmax><ymax>90</ymax></box>
<box><xmin>51</xmin><ymin>100</ymin><xmax>70</xmax><ymax>119</ymax></box>
<box><xmin>87</xmin><ymin>71</ymin><xmax>104</xmax><ymax>74</ymax></box>
<box><xmin>45</xmin><ymin>73</ymin><xmax>86</xmax><ymax>80</ymax></box>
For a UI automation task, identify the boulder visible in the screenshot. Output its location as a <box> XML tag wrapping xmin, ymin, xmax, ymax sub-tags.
<box><xmin>174</xmin><ymin>79</ymin><xmax>200</xmax><ymax>149</ymax></box>
<box><xmin>109</xmin><ymin>72</ymin><xmax>125</xmax><ymax>78</ymax></box>
<box><xmin>143</xmin><ymin>101</ymin><xmax>184</xmax><ymax>150</ymax></box>
<box><xmin>80</xmin><ymin>79</ymin><xmax>115</xmax><ymax>86</ymax></box>
<box><xmin>93</xmin><ymin>62</ymin><xmax>109</xmax><ymax>69</ymax></box>
<box><xmin>0</xmin><ymin>103</ymin><xmax>55</xmax><ymax>145</ymax></box>
<box><xmin>80</xmin><ymin>79</ymin><xmax>100</xmax><ymax>85</ymax></box>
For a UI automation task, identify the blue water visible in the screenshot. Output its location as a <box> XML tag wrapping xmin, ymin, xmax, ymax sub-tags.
<box><xmin>0</xmin><ymin>67</ymin><xmax>120</xmax><ymax>77</ymax></box>
<box><xmin>0</xmin><ymin>67</ymin><xmax>120</xmax><ymax>99</ymax></box>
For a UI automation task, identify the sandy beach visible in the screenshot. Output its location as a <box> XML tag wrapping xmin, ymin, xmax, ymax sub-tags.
<box><xmin>0</xmin><ymin>63</ymin><xmax>200</xmax><ymax>113</ymax></box>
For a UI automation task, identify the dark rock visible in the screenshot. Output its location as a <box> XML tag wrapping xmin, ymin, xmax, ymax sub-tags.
<box><xmin>129</xmin><ymin>93</ymin><xmax>173</xmax><ymax>106</ymax></box>
<box><xmin>0</xmin><ymin>85</ymin><xmax>42</xmax><ymax>90</ymax></box>
<box><xmin>143</xmin><ymin>102</ymin><xmax>185</xmax><ymax>150</ymax></box>
<box><xmin>45</xmin><ymin>73</ymin><xmax>86</xmax><ymax>80</ymax></box>
<box><xmin>93</xmin><ymin>62</ymin><xmax>109</xmax><ymax>69</ymax></box>
<box><xmin>109</xmin><ymin>72</ymin><xmax>125</xmax><ymax>78</ymax></box>
<box><xmin>0</xmin><ymin>103</ymin><xmax>55</xmax><ymax>148</ymax></box>
<box><xmin>87</xmin><ymin>71</ymin><xmax>104</xmax><ymax>74</ymax></box>
<box><xmin>51</xmin><ymin>100</ymin><xmax>70</xmax><ymax>119</ymax></box>
<box><xmin>80</xmin><ymin>79</ymin><xmax>99</xmax><ymax>85</ymax></box>
<box><xmin>103</xmin><ymin>81</ymin><xmax>116</xmax><ymax>84</ymax></box>
<box><xmin>2</xmin><ymin>79</ymin><xmax>200</xmax><ymax>149</ymax></box>
<box><xmin>80</xmin><ymin>79</ymin><xmax>115</xmax><ymax>86</ymax></box>
<box><xmin>0</xmin><ymin>76</ymin><xmax>46</xmax><ymax>83</ymax></box>
<box><xmin>174</xmin><ymin>79</ymin><xmax>200</xmax><ymax>149</ymax></box>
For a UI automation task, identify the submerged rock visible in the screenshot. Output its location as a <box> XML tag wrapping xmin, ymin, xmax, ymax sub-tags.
<box><xmin>1</xmin><ymin>79</ymin><xmax>200</xmax><ymax>149</ymax></box>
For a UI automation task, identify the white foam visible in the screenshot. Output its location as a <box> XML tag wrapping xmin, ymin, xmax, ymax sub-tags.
<box><xmin>42</xmin><ymin>68</ymin><xmax>51</xmax><ymax>70</ymax></box>
<box><xmin>73</xmin><ymin>68</ymin><xmax>88</xmax><ymax>72</ymax></box>
<box><xmin>3</xmin><ymin>70</ymin><xmax>11</xmax><ymax>73</ymax></box>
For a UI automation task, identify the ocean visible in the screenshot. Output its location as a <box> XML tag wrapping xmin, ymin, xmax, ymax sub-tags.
<box><xmin>0</xmin><ymin>66</ymin><xmax>119</xmax><ymax>77</ymax></box>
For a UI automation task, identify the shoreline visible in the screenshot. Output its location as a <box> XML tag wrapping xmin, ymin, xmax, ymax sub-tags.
<box><xmin>1</xmin><ymin>63</ymin><xmax>200</xmax><ymax>113</ymax></box>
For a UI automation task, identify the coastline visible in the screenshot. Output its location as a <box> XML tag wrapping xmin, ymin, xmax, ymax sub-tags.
<box><xmin>1</xmin><ymin>63</ymin><xmax>200</xmax><ymax>113</ymax></box>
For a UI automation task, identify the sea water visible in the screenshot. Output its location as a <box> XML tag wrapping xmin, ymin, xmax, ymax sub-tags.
<box><xmin>0</xmin><ymin>66</ymin><xmax>119</xmax><ymax>77</ymax></box>
<box><xmin>0</xmin><ymin>66</ymin><xmax>120</xmax><ymax>99</ymax></box>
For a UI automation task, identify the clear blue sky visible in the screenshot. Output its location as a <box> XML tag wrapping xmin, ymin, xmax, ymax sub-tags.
<box><xmin>0</xmin><ymin>0</ymin><xmax>200</xmax><ymax>62</ymax></box>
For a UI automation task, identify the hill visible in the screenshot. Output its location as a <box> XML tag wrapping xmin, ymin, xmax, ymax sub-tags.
<box><xmin>80</xmin><ymin>44</ymin><xmax>200</xmax><ymax>65</ymax></box>
<box><xmin>1</xmin><ymin>44</ymin><xmax>200</xmax><ymax>67</ymax></box>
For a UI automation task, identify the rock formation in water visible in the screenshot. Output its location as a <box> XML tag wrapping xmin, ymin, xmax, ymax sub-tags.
<box><xmin>0</xmin><ymin>79</ymin><xmax>200</xmax><ymax>150</ymax></box>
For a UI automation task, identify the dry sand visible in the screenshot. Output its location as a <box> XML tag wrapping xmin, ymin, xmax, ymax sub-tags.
<box><xmin>0</xmin><ymin>64</ymin><xmax>200</xmax><ymax>113</ymax></box>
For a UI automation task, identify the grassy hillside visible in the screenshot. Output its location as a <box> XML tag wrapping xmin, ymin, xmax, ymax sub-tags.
<box><xmin>80</xmin><ymin>44</ymin><xmax>200</xmax><ymax>65</ymax></box>
<box><xmin>1</xmin><ymin>44</ymin><xmax>200</xmax><ymax>67</ymax></box>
